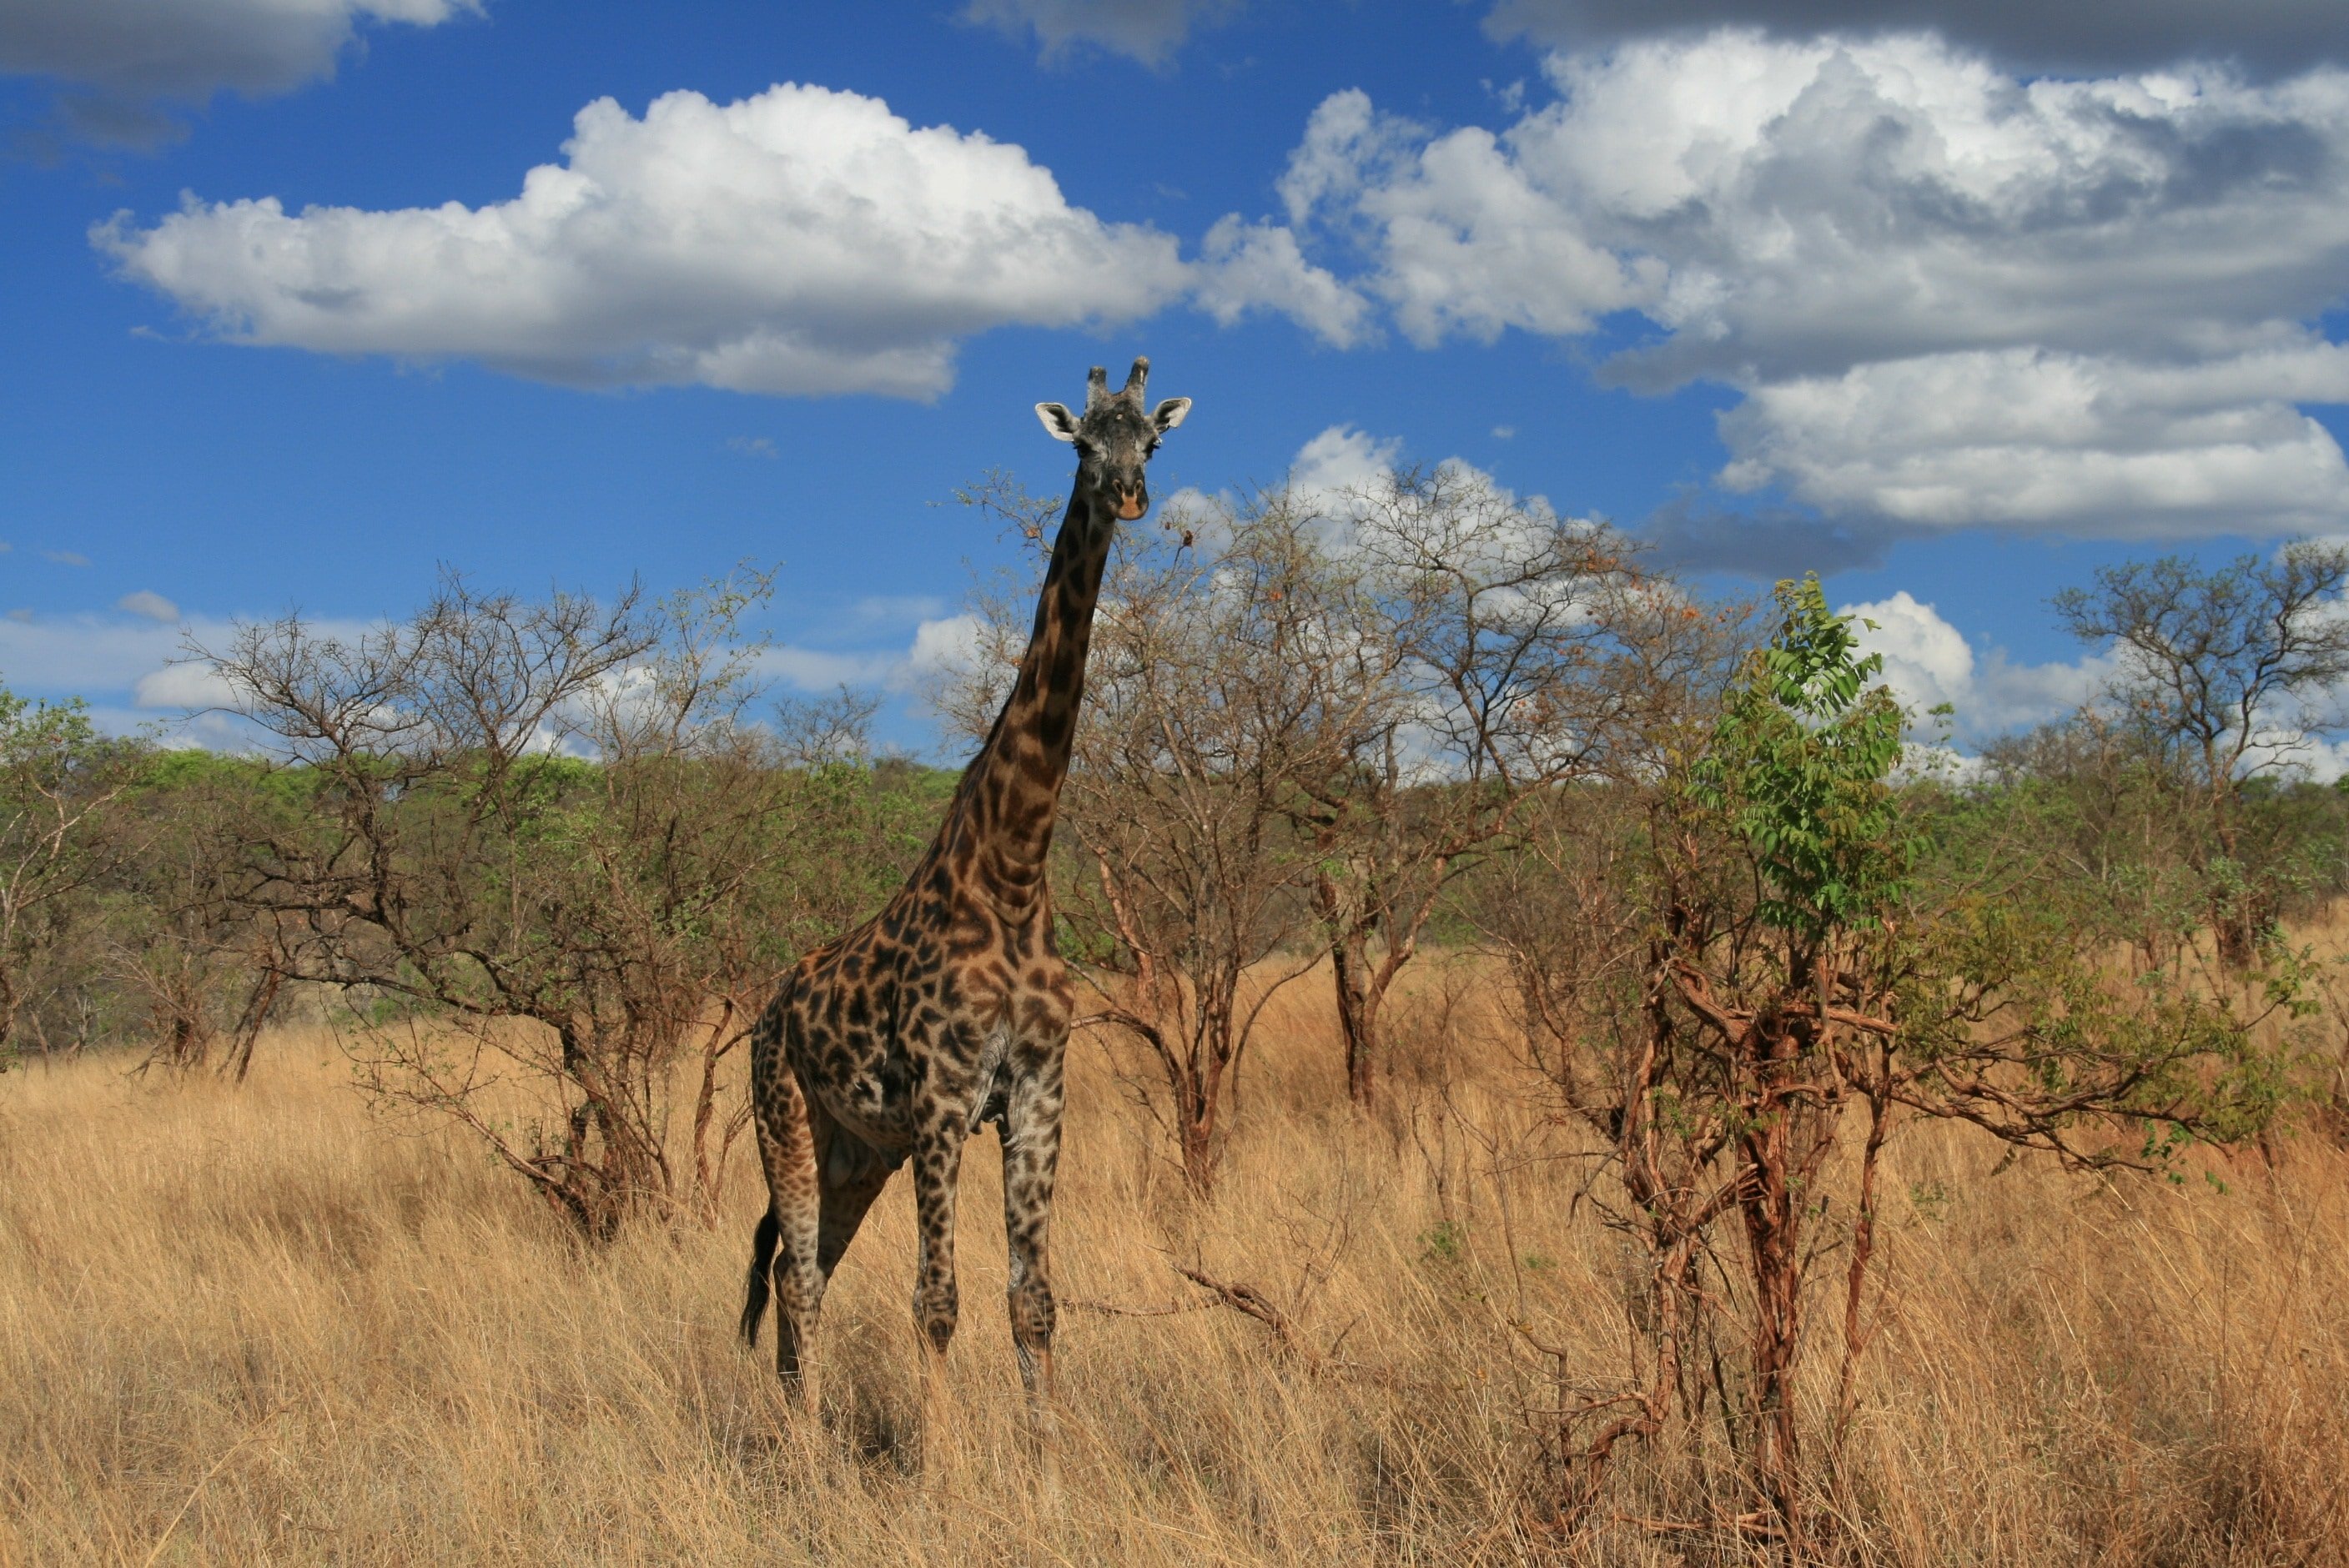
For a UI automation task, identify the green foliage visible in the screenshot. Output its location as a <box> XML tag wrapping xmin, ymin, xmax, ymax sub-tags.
<box><xmin>0</xmin><ymin>687</ymin><xmax>98</xmax><ymax>765</ymax></box>
<box><xmin>1905</xmin><ymin>1179</ymin><xmax>1949</xmax><ymax>1223</ymax></box>
<box><xmin>1417</xmin><ymin>1219</ymin><xmax>1467</xmax><ymax>1265</ymax></box>
<box><xmin>132</xmin><ymin>746</ymin><xmax>319</xmax><ymax>807</ymax></box>
<box><xmin>1692</xmin><ymin>574</ymin><xmax>1909</xmax><ymax>944</ymax></box>
<box><xmin>0</xmin><ymin>685</ymin><xmax>143</xmax><ymax>1069</ymax></box>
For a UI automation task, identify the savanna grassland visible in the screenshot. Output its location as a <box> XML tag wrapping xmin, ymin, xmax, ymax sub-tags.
<box><xmin>6</xmin><ymin>955</ymin><xmax>2346</xmax><ymax>1567</ymax></box>
<box><xmin>13</xmin><ymin>518</ymin><xmax>2349</xmax><ymax>1565</ymax></box>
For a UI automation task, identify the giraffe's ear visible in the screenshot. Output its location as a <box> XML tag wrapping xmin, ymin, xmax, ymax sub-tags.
<box><xmin>1035</xmin><ymin>403</ymin><xmax>1080</xmax><ymax>443</ymax></box>
<box><xmin>1151</xmin><ymin>397</ymin><xmax>1191</xmax><ymax>435</ymax></box>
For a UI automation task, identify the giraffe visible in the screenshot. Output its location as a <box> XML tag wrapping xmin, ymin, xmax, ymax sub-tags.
<box><xmin>739</xmin><ymin>357</ymin><xmax>1191</xmax><ymax>1436</ymax></box>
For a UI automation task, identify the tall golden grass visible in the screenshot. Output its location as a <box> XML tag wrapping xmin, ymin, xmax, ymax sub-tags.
<box><xmin>3</xmin><ymin>962</ymin><xmax>2346</xmax><ymax>1565</ymax></box>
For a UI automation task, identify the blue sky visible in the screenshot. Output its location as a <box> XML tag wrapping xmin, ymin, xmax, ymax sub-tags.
<box><xmin>4</xmin><ymin>0</ymin><xmax>2348</xmax><ymax>755</ymax></box>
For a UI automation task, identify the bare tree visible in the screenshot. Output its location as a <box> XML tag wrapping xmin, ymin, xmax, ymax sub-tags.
<box><xmin>1299</xmin><ymin>464</ymin><xmax>1709</xmax><ymax>1108</ymax></box>
<box><xmin>206</xmin><ymin>570</ymin><xmax>882</xmax><ymax>1234</ymax></box>
<box><xmin>2055</xmin><ymin>540</ymin><xmax>2349</xmax><ymax>966</ymax></box>
<box><xmin>951</xmin><ymin>460</ymin><xmax>1736</xmax><ymax>1173</ymax></box>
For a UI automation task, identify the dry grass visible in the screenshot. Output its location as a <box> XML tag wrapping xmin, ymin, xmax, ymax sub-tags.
<box><xmin>5</xmin><ymin>964</ymin><xmax>2349</xmax><ymax>1565</ymax></box>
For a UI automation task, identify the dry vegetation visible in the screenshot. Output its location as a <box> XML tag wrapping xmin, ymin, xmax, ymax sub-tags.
<box><xmin>12</xmin><ymin>530</ymin><xmax>2349</xmax><ymax>1563</ymax></box>
<box><xmin>7</xmin><ymin>956</ymin><xmax>2347</xmax><ymax>1566</ymax></box>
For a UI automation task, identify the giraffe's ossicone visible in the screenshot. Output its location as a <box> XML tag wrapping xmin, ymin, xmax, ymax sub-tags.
<box><xmin>740</xmin><ymin>358</ymin><xmax>1192</xmax><ymax>1436</ymax></box>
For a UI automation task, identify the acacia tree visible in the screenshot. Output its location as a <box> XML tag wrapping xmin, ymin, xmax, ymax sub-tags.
<box><xmin>1972</xmin><ymin>711</ymin><xmax>2211</xmax><ymax>975</ymax></box>
<box><xmin>2055</xmin><ymin>540</ymin><xmax>2349</xmax><ymax>967</ymax></box>
<box><xmin>104</xmin><ymin>754</ymin><xmax>293</xmax><ymax>1078</ymax></box>
<box><xmin>1485</xmin><ymin>578</ymin><xmax>2295</xmax><ymax>1551</ymax></box>
<box><xmin>0</xmin><ymin>687</ymin><xmax>138</xmax><ymax>1068</ymax></box>
<box><xmin>208</xmin><ymin>572</ymin><xmax>888</xmax><ymax>1234</ymax></box>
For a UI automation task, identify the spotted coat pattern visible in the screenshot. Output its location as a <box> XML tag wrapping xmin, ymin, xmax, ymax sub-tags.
<box><xmin>740</xmin><ymin>360</ymin><xmax>1191</xmax><ymax>1420</ymax></box>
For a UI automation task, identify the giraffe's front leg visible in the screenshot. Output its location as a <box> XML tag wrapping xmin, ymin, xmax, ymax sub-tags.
<box><xmin>908</xmin><ymin>1120</ymin><xmax>965</xmax><ymax>1357</ymax></box>
<box><xmin>1000</xmin><ymin>1056</ymin><xmax>1065</xmax><ymax>1419</ymax></box>
<box><xmin>907</xmin><ymin>1114</ymin><xmax>965</xmax><ymax>1476</ymax></box>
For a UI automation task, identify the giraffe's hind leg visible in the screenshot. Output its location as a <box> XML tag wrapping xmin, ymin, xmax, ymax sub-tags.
<box><xmin>754</xmin><ymin>1068</ymin><xmax>824</xmax><ymax>1409</ymax></box>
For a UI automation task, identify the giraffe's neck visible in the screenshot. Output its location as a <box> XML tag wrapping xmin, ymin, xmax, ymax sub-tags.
<box><xmin>939</xmin><ymin>480</ymin><xmax>1114</xmax><ymax>911</ymax></box>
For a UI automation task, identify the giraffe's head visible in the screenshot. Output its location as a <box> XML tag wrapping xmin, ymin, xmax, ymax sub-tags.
<box><xmin>1034</xmin><ymin>358</ymin><xmax>1191</xmax><ymax>521</ymax></box>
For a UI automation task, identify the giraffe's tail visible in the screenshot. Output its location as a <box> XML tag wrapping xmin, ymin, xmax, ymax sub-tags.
<box><xmin>740</xmin><ymin>1204</ymin><xmax>781</xmax><ymax>1346</ymax></box>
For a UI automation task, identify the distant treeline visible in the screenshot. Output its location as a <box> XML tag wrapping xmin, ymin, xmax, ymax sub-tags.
<box><xmin>3</xmin><ymin>741</ymin><xmax>962</xmax><ymax>1070</ymax></box>
<box><xmin>10</xmin><ymin>706</ymin><xmax>2349</xmax><ymax>1068</ymax></box>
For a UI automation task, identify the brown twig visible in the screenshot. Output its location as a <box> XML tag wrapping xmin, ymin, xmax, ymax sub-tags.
<box><xmin>1174</xmin><ymin>1265</ymin><xmax>1321</xmax><ymax>1364</ymax></box>
<box><xmin>1168</xmin><ymin>1264</ymin><xmax>1461</xmax><ymax>1394</ymax></box>
<box><xmin>1062</xmin><ymin>1295</ymin><xmax>1215</xmax><ymax>1318</ymax></box>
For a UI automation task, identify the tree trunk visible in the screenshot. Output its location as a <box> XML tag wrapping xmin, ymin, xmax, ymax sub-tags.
<box><xmin>690</xmin><ymin>1002</ymin><xmax>750</xmax><ymax>1224</ymax></box>
<box><xmin>1176</xmin><ymin>1073</ymin><xmax>1220</xmax><ymax>1195</ymax></box>
<box><xmin>224</xmin><ymin>967</ymin><xmax>283</xmax><ymax>1084</ymax></box>
<box><xmin>0</xmin><ymin>971</ymin><xmax>18</xmax><ymax>1067</ymax></box>
<box><xmin>1834</xmin><ymin>1078</ymin><xmax>1892</xmax><ymax>1447</ymax></box>
<box><xmin>1737</xmin><ymin>1028</ymin><xmax>1810</xmax><ymax>1554</ymax></box>
<box><xmin>556</xmin><ymin>1027</ymin><xmax>660</xmax><ymax>1239</ymax></box>
<box><xmin>1329</xmin><ymin>924</ymin><xmax>1378</xmax><ymax>1109</ymax></box>
<box><xmin>2209</xmin><ymin>773</ymin><xmax>2261</xmax><ymax>972</ymax></box>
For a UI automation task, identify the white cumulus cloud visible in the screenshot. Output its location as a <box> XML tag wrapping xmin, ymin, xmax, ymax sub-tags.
<box><xmin>1278</xmin><ymin>34</ymin><xmax>2349</xmax><ymax>539</ymax></box>
<box><xmin>756</xmin><ymin>611</ymin><xmax>986</xmax><ymax>697</ymax></box>
<box><xmin>1722</xmin><ymin>345</ymin><xmax>2349</xmax><ymax>536</ymax></box>
<box><xmin>1290</xmin><ymin>425</ymin><xmax>1406</xmax><ymax>503</ymax></box>
<box><xmin>0</xmin><ymin>607</ymin><xmax>362</xmax><ymax>735</ymax></box>
<box><xmin>97</xmin><ymin>83</ymin><xmax>1194</xmax><ymax>400</ymax></box>
<box><xmin>1843</xmin><ymin>590</ymin><xmax>2112</xmax><ymax>739</ymax></box>
<box><xmin>1193</xmin><ymin>215</ymin><xmax>1374</xmax><ymax>348</ymax></box>
<box><xmin>905</xmin><ymin>613</ymin><xmax>983</xmax><ymax>681</ymax></box>
<box><xmin>0</xmin><ymin>615</ymin><xmax>184</xmax><ymax>696</ymax></box>
<box><xmin>1280</xmin><ymin>88</ymin><xmax>1652</xmax><ymax>348</ymax></box>
<box><xmin>132</xmin><ymin>660</ymin><xmax>238</xmax><ymax>711</ymax></box>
